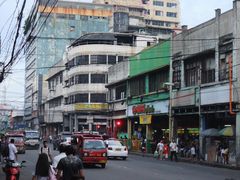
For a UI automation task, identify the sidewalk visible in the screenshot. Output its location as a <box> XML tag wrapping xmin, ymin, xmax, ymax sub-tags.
<box><xmin>129</xmin><ymin>151</ymin><xmax>240</xmax><ymax>170</ymax></box>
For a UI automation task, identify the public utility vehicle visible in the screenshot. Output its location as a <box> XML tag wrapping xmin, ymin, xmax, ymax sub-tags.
<box><xmin>6</xmin><ymin>131</ymin><xmax>26</xmax><ymax>154</ymax></box>
<box><xmin>71</xmin><ymin>133</ymin><xmax>107</xmax><ymax>168</ymax></box>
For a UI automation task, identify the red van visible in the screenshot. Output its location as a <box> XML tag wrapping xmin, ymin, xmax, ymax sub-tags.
<box><xmin>72</xmin><ymin>133</ymin><xmax>107</xmax><ymax>168</ymax></box>
<box><xmin>6</xmin><ymin>131</ymin><xmax>26</xmax><ymax>154</ymax></box>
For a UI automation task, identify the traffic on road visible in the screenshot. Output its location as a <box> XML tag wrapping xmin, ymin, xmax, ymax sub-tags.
<box><xmin>0</xmin><ymin>131</ymin><xmax>240</xmax><ymax>180</ymax></box>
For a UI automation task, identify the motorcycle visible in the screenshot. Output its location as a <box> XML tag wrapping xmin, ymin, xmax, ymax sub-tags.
<box><xmin>2</xmin><ymin>159</ymin><xmax>26</xmax><ymax>180</ymax></box>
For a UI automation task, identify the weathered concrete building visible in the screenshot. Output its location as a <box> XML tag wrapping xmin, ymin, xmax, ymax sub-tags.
<box><xmin>24</xmin><ymin>0</ymin><xmax>112</xmax><ymax>129</ymax></box>
<box><xmin>94</xmin><ymin>0</ymin><xmax>181</xmax><ymax>35</ymax></box>
<box><xmin>43</xmin><ymin>32</ymin><xmax>158</xmax><ymax>135</ymax></box>
<box><xmin>171</xmin><ymin>0</ymin><xmax>240</xmax><ymax>165</ymax></box>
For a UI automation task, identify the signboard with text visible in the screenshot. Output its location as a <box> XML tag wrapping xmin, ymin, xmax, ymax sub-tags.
<box><xmin>139</xmin><ymin>115</ymin><xmax>152</xmax><ymax>124</ymax></box>
<box><xmin>75</xmin><ymin>103</ymin><xmax>108</xmax><ymax>111</ymax></box>
<box><xmin>127</xmin><ymin>100</ymin><xmax>168</xmax><ymax>117</ymax></box>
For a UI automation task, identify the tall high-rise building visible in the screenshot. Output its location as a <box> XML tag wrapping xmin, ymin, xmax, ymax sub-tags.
<box><xmin>94</xmin><ymin>0</ymin><xmax>181</xmax><ymax>35</ymax></box>
<box><xmin>24</xmin><ymin>0</ymin><xmax>112</xmax><ymax>129</ymax></box>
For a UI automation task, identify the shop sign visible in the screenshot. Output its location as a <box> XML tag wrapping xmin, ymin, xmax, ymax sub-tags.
<box><xmin>132</xmin><ymin>104</ymin><xmax>155</xmax><ymax>115</ymax></box>
<box><xmin>75</xmin><ymin>103</ymin><xmax>108</xmax><ymax>110</ymax></box>
<box><xmin>139</xmin><ymin>115</ymin><xmax>152</xmax><ymax>124</ymax></box>
<box><xmin>127</xmin><ymin>100</ymin><xmax>168</xmax><ymax>117</ymax></box>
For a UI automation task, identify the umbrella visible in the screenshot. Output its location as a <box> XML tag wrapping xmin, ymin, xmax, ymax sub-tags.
<box><xmin>219</xmin><ymin>126</ymin><xmax>235</xmax><ymax>136</ymax></box>
<box><xmin>201</xmin><ymin>128</ymin><xmax>220</xmax><ymax>136</ymax></box>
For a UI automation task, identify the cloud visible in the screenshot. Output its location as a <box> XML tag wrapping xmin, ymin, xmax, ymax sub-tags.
<box><xmin>181</xmin><ymin>0</ymin><xmax>232</xmax><ymax>28</ymax></box>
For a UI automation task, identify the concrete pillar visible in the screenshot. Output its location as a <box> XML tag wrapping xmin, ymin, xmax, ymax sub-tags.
<box><xmin>127</xmin><ymin>118</ymin><xmax>132</xmax><ymax>139</ymax></box>
<box><xmin>233</xmin><ymin>0</ymin><xmax>240</xmax><ymax>167</ymax></box>
<box><xmin>215</xmin><ymin>9</ymin><xmax>220</xmax><ymax>82</ymax></box>
<box><xmin>74</xmin><ymin>114</ymin><xmax>78</xmax><ymax>132</ymax></box>
<box><xmin>199</xmin><ymin>115</ymin><xmax>206</xmax><ymax>155</ymax></box>
<box><xmin>88</xmin><ymin>116</ymin><xmax>93</xmax><ymax>131</ymax></box>
<box><xmin>146</xmin><ymin>124</ymin><xmax>152</xmax><ymax>140</ymax></box>
<box><xmin>236</xmin><ymin>113</ymin><xmax>240</xmax><ymax>166</ymax></box>
<box><xmin>127</xmin><ymin>118</ymin><xmax>132</xmax><ymax>149</ymax></box>
<box><xmin>181</xmin><ymin>60</ymin><xmax>185</xmax><ymax>88</ymax></box>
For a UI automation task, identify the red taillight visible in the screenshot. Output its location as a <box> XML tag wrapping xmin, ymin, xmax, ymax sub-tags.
<box><xmin>108</xmin><ymin>147</ymin><xmax>113</xmax><ymax>150</ymax></box>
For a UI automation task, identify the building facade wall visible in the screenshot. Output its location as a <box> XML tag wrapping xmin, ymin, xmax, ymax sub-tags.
<box><xmin>24</xmin><ymin>1</ymin><xmax>112</xmax><ymax>129</ymax></box>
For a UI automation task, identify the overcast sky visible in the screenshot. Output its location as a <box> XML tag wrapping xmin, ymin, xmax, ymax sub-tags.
<box><xmin>0</xmin><ymin>0</ymin><xmax>234</xmax><ymax>109</ymax></box>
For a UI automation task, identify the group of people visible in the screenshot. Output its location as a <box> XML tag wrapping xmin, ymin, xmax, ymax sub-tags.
<box><xmin>155</xmin><ymin>140</ymin><xmax>178</xmax><ymax>162</ymax></box>
<box><xmin>32</xmin><ymin>140</ymin><xmax>84</xmax><ymax>180</ymax></box>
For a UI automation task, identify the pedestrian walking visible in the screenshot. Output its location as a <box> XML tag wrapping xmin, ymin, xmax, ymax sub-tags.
<box><xmin>190</xmin><ymin>144</ymin><xmax>196</xmax><ymax>161</ymax></box>
<box><xmin>223</xmin><ymin>145</ymin><xmax>229</xmax><ymax>164</ymax></box>
<box><xmin>163</xmin><ymin>142</ymin><xmax>169</xmax><ymax>160</ymax></box>
<box><xmin>169</xmin><ymin>140</ymin><xmax>178</xmax><ymax>162</ymax></box>
<box><xmin>56</xmin><ymin>145</ymin><xmax>84</xmax><ymax>180</ymax></box>
<box><xmin>141</xmin><ymin>137</ymin><xmax>147</xmax><ymax>157</ymax></box>
<box><xmin>52</xmin><ymin>144</ymin><xmax>66</xmax><ymax>169</ymax></box>
<box><xmin>40</xmin><ymin>140</ymin><xmax>53</xmax><ymax>164</ymax></box>
<box><xmin>156</xmin><ymin>140</ymin><xmax>164</xmax><ymax>160</ymax></box>
<box><xmin>32</xmin><ymin>153</ymin><xmax>56</xmax><ymax>180</ymax></box>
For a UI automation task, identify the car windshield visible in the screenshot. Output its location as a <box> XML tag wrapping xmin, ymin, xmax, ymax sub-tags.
<box><xmin>8</xmin><ymin>136</ymin><xmax>24</xmax><ymax>143</ymax></box>
<box><xmin>84</xmin><ymin>140</ymin><xmax>105</xmax><ymax>150</ymax></box>
<box><xmin>25</xmin><ymin>132</ymin><xmax>39</xmax><ymax>139</ymax></box>
<box><xmin>107</xmin><ymin>140</ymin><xmax>123</xmax><ymax>146</ymax></box>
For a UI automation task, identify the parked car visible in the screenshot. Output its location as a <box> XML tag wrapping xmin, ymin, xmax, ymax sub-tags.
<box><xmin>104</xmin><ymin>139</ymin><xmax>128</xmax><ymax>160</ymax></box>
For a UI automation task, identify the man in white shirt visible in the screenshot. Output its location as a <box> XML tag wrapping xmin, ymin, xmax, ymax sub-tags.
<box><xmin>8</xmin><ymin>139</ymin><xmax>18</xmax><ymax>161</ymax></box>
<box><xmin>52</xmin><ymin>144</ymin><xmax>66</xmax><ymax>169</ymax></box>
<box><xmin>169</xmin><ymin>140</ymin><xmax>178</xmax><ymax>162</ymax></box>
<box><xmin>156</xmin><ymin>140</ymin><xmax>164</xmax><ymax>160</ymax></box>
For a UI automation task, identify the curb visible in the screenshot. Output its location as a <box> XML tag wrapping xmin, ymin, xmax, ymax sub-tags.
<box><xmin>129</xmin><ymin>151</ymin><xmax>240</xmax><ymax>170</ymax></box>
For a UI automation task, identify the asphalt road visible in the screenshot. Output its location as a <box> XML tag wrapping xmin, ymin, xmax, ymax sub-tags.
<box><xmin>1</xmin><ymin>145</ymin><xmax>240</xmax><ymax>180</ymax></box>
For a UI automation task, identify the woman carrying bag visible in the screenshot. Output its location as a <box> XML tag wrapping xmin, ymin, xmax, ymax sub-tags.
<box><xmin>32</xmin><ymin>153</ymin><xmax>57</xmax><ymax>180</ymax></box>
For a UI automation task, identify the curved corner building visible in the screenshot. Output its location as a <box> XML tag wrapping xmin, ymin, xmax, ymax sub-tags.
<box><xmin>62</xmin><ymin>32</ymin><xmax>157</xmax><ymax>133</ymax></box>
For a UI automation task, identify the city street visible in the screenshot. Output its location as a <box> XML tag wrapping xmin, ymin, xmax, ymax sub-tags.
<box><xmin>1</xmin><ymin>145</ymin><xmax>240</xmax><ymax>180</ymax></box>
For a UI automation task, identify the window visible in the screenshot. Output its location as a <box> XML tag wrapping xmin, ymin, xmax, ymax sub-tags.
<box><xmin>118</xmin><ymin>56</ymin><xmax>128</xmax><ymax>63</ymax></box>
<box><xmin>60</xmin><ymin>73</ymin><xmax>63</xmax><ymax>83</ymax></box>
<box><xmin>56</xmin><ymin>14</ymin><xmax>68</xmax><ymax>19</ymax></box>
<box><xmin>185</xmin><ymin>61</ymin><xmax>201</xmax><ymax>87</ymax></box>
<box><xmin>75</xmin><ymin>74</ymin><xmax>89</xmax><ymax>84</ymax></box>
<box><xmin>167</xmin><ymin>12</ymin><xmax>177</xmax><ymax>18</ymax></box>
<box><xmin>116</xmin><ymin>84</ymin><xmax>126</xmax><ymax>100</ymax></box>
<box><xmin>165</xmin><ymin>22</ymin><xmax>171</xmax><ymax>27</ymax></box>
<box><xmin>68</xmin><ymin>59</ymin><xmax>75</xmax><ymax>69</ymax></box>
<box><xmin>91</xmin><ymin>74</ymin><xmax>106</xmax><ymax>83</ymax></box>
<box><xmin>201</xmin><ymin>56</ymin><xmax>215</xmax><ymax>84</ymax></box>
<box><xmin>149</xmin><ymin>70</ymin><xmax>168</xmax><ymax>92</ymax></box>
<box><xmin>173</xmin><ymin>60</ymin><xmax>181</xmax><ymax>85</ymax></box>
<box><xmin>91</xmin><ymin>55</ymin><xmax>107</xmax><ymax>64</ymax></box>
<box><xmin>49</xmin><ymin>97</ymin><xmax>62</xmax><ymax>108</ymax></box>
<box><xmin>90</xmin><ymin>93</ymin><xmax>106</xmax><ymax>103</ymax></box>
<box><xmin>153</xmin><ymin>1</ymin><xmax>164</xmax><ymax>6</ymax></box>
<box><xmin>69</xmin><ymin>76</ymin><xmax>75</xmax><ymax>86</ymax></box>
<box><xmin>219</xmin><ymin>54</ymin><xmax>229</xmax><ymax>81</ymax></box>
<box><xmin>167</xmin><ymin>2</ymin><xmax>177</xmax><ymax>8</ymax></box>
<box><xmin>75</xmin><ymin>93</ymin><xmax>88</xmax><ymax>103</ymax></box>
<box><xmin>69</xmin><ymin>14</ymin><xmax>75</xmax><ymax>20</ymax></box>
<box><xmin>152</xmin><ymin>20</ymin><xmax>164</xmax><ymax>26</ymax></box>
<box><xmin>76</xmin><ymin>55</ymin><xmax>89</xmax><ymax>65</ymax></box>
<box><xmin>155</xmin><ymin>11</ymin><xmax>163</xmax><ymax>16</ymax></box>
<box><xmin>129</xmin><ymin>76</ymin><xmax>145</xmax><ymax>96</ymax></box>
<box><xmin>80</xmin><ymin>16</ymin><xmax>88</xmax><ymax>21</ymax></box>
<box><xmin>108</xmin><ymin>55</ymin><xmax>116</xmax><ymax>64</ymax></box>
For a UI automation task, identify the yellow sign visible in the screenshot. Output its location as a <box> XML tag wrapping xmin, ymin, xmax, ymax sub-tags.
<box><xmin>139</xmin><ymin>115</ymin><xmax>152</xmax><ymax>124</ymax></box>
<box><xmin>75</xmin><ymin>103</ymin><xmax>108</xmax><ymax>110</ymax></box>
